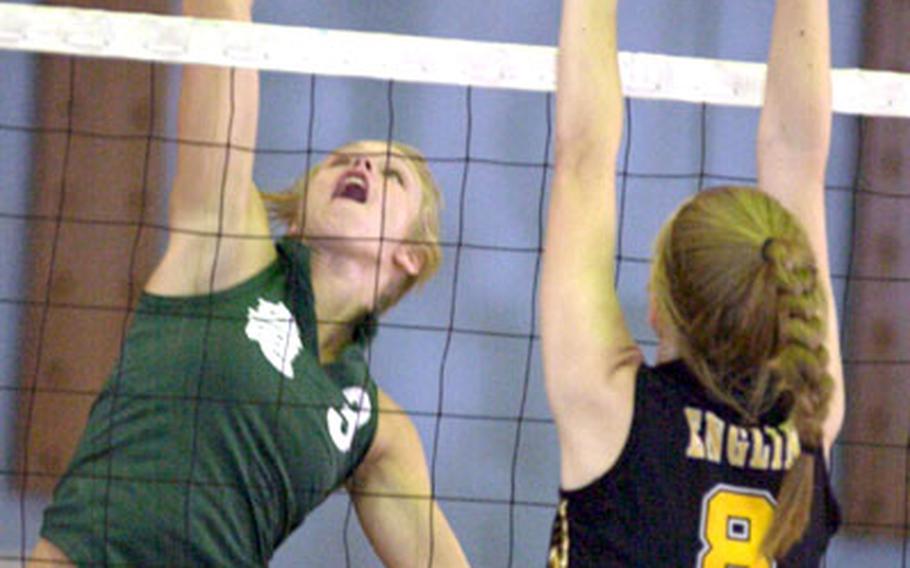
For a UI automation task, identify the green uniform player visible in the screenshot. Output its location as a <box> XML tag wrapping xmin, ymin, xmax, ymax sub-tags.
<box><xmin>41</xmin><ymin>240</ymin><xmax>378</xmax><ymax>566</ymax></box>
<box><xmin>31</xmin><ymin>1</ymin><xmax>468</xmax><ymax>566</ymax></box>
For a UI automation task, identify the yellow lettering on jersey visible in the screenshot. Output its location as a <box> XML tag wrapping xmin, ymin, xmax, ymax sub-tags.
<box><xmin>548</xmin><ymin>500</ymin><xmax>569</xmax><ymax>568</ymax></box>
<box><xmin>765</xmin><ymin>426</ymin><xmax>784</xmax><ymax>471</ymax></box>
<box><xmin>704</xmin><ymin>411</ymin><xmax>725</xmax><ymax>464</ymax></box>
<box><xmin>726</xmin><ymin>425</ymin><xmax>750</xmax><ymax>468</ymax></box>
<box><xmin>749</xmin><ymin>427</ymin><xmax>771</xmax><ymax>471</ymax></box>
<box><xmin>685</xmin><ymin>407</ymin><xmax>707</xmax><ymax>460</ymax></box>
<box><xmin>684</xmin><ymin>406</ymin><xmax>798</xmax><ymax>474</ymax></box>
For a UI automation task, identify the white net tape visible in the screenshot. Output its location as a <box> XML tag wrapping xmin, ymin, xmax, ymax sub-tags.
<box><xmin>1</xmin><ymin>3</ymin><xmax>908</xmax><ymax>118</ymax></box>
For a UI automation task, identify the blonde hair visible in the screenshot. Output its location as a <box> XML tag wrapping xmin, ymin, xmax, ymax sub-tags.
<box><xmin>260</xmin><ymin>140</ymin><xmax>443</xmax><ymax>313</ymax></box>
<box><xmin>650</xmin><ymin>186</ymin><xmax>833</xmax><ymax>559</ymax></box>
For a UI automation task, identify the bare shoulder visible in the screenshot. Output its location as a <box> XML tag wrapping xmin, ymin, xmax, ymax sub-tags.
<box><xmin>555</xmin><ymin>348</ymin><xmax>642</xmax><ymax>490</ymax></box>
<box><xmin>360</xmin><ymin>389</ymin><xmax>423</xmax><ymax>470</ymax></box>
<box><xmin>28</xmin><ymin>539</ymin><xmax>75</xmax><ymax>568</ymax></box>
<box><xmin>144</xmin><ymin>189</ymin><xmax>276</xmax><ymax>296</ymax></box>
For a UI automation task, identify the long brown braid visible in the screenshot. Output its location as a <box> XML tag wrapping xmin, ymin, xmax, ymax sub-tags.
<box><xmin>650</xmin><ymin>186</ymin><xmax>834</xmax><ymax>558</ymax></box>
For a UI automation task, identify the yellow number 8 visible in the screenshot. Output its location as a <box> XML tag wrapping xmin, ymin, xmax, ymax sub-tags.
<box><xmin>698</xmin><ymin>484</ymin><xmax>776</xmax><ymax>568</ymax></box>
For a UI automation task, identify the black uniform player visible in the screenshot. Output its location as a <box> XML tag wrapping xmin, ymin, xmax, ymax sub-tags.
<box><xmin>548</xmin><ymin>361</ymin><xmax>840</xmax><ymax>566</ymax></box>
<box><xmin>541</xmin><ymin>1</ymin><xmax>843</xmax><ymax>566</ymax></box>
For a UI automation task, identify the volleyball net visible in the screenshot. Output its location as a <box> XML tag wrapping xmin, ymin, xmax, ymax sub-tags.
<box><xmin>0</xmin><ymin>3</ymin><xmax>908</xmax><ymax>567</ymax></box>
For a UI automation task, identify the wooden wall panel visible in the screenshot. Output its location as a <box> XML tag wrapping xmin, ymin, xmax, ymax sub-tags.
<box><xmin>15</xmin><ymin>0</ymin><xmax>171</xmax><ymax>495</ymax></box>
<box><xmin>840</xmin><ymin>0</ymin><xmax>909</xmax><ymax>540</ymax></box>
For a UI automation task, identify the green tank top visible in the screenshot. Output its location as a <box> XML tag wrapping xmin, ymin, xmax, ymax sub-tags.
<box><xmin>41</xmin><ymin>239</ymin><xmax>379</xmax><ymax>566</ymax></box>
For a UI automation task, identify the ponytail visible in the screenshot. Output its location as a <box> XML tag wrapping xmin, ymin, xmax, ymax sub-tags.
<box><xmin>760</xmin><ymin>237</ymin><xmax>833</xmax><ymax>558</ymax></box>
<box><xmin>651</xmin><ymin>187</ymin><xmax>834</xmax><ymax>559</ymax></box>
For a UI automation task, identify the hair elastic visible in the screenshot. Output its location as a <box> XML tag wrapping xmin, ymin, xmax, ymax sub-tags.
<box><xmin>761</xmin><ymin>237</ymin><xmax>775</xmax><ymax>262</ymax></box>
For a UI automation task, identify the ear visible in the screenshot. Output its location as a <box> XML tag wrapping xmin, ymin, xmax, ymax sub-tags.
<box><xmin>392</xmin><ymin>245</ymin><xmax>423</xmax><ymax>278</ymax></box>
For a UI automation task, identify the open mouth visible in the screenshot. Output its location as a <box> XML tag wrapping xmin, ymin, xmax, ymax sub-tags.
<box><xmin>333</xmin><ymin>172</ymin><xmax>369</xmax><ymax>204</ymax></box>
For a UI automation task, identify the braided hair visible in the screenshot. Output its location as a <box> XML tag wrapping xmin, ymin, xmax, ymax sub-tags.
<box><xmin>650</xmin><ymin>186</ymin><xmax>833</xmax><ymax>558</ymax></box>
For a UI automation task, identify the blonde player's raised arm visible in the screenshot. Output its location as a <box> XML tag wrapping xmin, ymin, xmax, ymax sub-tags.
<box><xmin>540</xmin><ymin>0</ymin><xmax>642</xmax><ymax>491</ymax></box>
<box><xmin>348</xmin><ymin>390</ymin><xmax>470</xmax><ymax>568</ymax></box>
<box><xmin>146</xmin><ymin>0</ymin><xmax>275</xmax><ymax>297</ymax></box>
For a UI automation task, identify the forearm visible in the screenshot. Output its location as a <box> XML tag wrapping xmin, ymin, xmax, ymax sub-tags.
<box><xmin>759</xmin><ymin>0</ymin><xmax>831</xmax><ymax>158</ymax></box>
<box><xmin>352</xmin><ymin>392</ymin><xmax>469</xmax><ymax>567</ymax></box>
<box><xmin>182</xmin><ymin>0</ymin><xmax>253</xmax><ymax>21</ymax></box>
<box><xmin>171</xmin><ymin>0</ymin><xmax>259</xmax><ymax>228</ymax></box>
<box><xmin>555</xmin><ymin>0</ymin><xmax>622</xmax><ymax>169</ymax></box>
<box><xmin>354</xmin><ymin>491</ymin><xmax>468</xmax><ymax>567</ymax></box>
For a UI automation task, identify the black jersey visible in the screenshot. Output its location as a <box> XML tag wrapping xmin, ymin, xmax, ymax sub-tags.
<box><xmin>548</xmin><ymin>360</ymin><xmax>840</xmax><ymax>567</ymax></box>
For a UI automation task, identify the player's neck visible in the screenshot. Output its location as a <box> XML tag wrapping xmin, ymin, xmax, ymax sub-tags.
<box><xmin>655</xmin><ymin>335</ymin><xmax>680</xmax><ymax>364</ymax></box>
<box><xmin>308</xmin><ymin>247</ymin><xmax>379</xmax><ymax>363</ymax></box>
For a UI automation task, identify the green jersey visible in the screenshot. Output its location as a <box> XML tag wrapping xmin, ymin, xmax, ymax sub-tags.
<box><xmin>41</xmin><ymin>239</ymin><xmax>379</xmax><ymax>566</ymax></box>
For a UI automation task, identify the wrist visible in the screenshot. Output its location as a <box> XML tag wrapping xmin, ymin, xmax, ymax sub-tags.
<box><xmin>182</xmin><ymin>0</ymin><xmax>253</xmax><ymax>21</ymax></box>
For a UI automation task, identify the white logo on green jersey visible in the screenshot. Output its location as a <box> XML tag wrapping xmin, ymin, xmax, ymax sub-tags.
<box><xmin>245</xmin><ymin>298</ymin><xmax>302</xmax><ymax>379</ymax></box>
<box><xmin>328</xmin><ymin>386</ymin><xmax>373</xmax><ymax>452</ymax></box>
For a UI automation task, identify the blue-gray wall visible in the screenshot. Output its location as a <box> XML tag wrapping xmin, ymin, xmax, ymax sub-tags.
<box><xmin>1</xmin><ymin>0</ymin><xmax>40</xmax><ymax>563</ymax></box>
<box><xmin>3</xmin><ymin>0</ymin><xmax>901</xmax><ymax>566</ymax></box>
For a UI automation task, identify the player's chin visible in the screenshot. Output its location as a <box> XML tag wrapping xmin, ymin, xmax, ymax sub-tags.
<box><xmin>305</xmin><ymin>207</ymin><xmax>374</xmax><ymax>237</ymax></box>
<box><xmin>307</xmin><ymin>222</ymin><xmax>384</xmax><ymax>253</ymax></box>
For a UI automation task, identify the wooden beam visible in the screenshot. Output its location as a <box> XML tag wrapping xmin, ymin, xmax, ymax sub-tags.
<box><xmin>15</xmin><ymin>0</ymin><xmax>170</xmax><ymax>495</ymax></box>
<box><xmin>840</xmin><ymin>0</ymin><xmax>909</xmax><ymax>540</ymax></box>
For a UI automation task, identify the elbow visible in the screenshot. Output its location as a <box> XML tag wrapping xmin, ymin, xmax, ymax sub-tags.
<box><xmin>758</xmin><ymin>101</ymin><xmax>832</xmax><ymax>156</ymax></box>
<box><xmin>758</xmin><ymin>121</ymin><xmax>831</xmax><ymax>171</ymax></box>
<box><xmin>554</xmin><ymin>138</ymin><xmax>583</xmax><ymax>175</ymax></box>
<box><xmin>554</xmin><ymin>134</ymin><xmax>619</xmax><ymax>178</ymax></box>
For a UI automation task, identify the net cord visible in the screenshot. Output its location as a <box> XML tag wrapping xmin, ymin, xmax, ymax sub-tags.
<box><xmin>0</xmin><ymin>3</ymin><xmax>908</xmax><ymax>118</ymax></box>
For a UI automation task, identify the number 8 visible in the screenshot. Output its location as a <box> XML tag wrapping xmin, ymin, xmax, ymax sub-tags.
<box><xmin>698</xmin><ymin>484</ymin><xmax>776</xmax><ymax>568</ymax></box>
